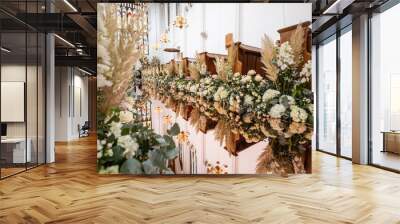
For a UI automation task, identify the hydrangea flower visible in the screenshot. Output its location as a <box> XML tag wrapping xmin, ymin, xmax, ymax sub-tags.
<box><xmin>262</xmin><ymin>89</ymin><xmax>280</xmax><ymax>102</ymax></box>
<box><xmin>290</xmin><ymin>105</ymin><xmax>308</xmax><ymax>122</ymax></box>
<box><xmin>269</xmin><ymin>104</ymin><xmax>286</xmax><ymax>118</ymax></box>
<box><xmin>109</xmin><ymin>121</ymin><xmax>122</xmax><ymax>137</ymax></box>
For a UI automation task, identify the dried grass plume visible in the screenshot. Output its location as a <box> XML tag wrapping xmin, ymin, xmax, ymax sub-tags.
<box><xmin>261</xmin><ymin>34</ymin><xmax>278</xmax><ymax>82</ymax></box>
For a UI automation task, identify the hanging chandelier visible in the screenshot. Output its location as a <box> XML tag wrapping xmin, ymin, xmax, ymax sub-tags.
<box><xmin>117</xmin><ymin>3</ymin><xmax>146</xmax><ymax>17</ymax></box>
<box><xmin>173</xmin><ymin>15</ymin><xmax>187</xmax><ymax>29</ymax></box>
<box><xmin>163</xmin><ymin>115</ymin><xmax>173</xmax><ymax>125</ymax></box>
<box><xmin>205</xmin><ymin>161</ymin><xmax>228</xmax><ymax>174</ymax></box>
<box><xmin>160</xmin><ymin>31</ymin><xmax>169</xmax><ymax>44</ymax></box>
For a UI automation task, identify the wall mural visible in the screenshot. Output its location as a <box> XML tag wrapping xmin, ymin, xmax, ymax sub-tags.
<box><xmin>97</xmin><ymin>3</ymin><xmax>313</xmax><ymax>176</ymax></box>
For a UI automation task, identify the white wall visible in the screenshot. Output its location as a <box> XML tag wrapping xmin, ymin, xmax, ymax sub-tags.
<box><xmin>1</xmin><ymin>64</ymin><xmax>46</xmax><ymax>163</ymax></box>
<box><xmin>148</xmin><ymin>3</ymin><xmax>311</xmax><ymax>63</ymax></box>
<box><xmin>55</xmin><ymin>67</ymin><xmax>89</xmax><ymax>141</ymax></box>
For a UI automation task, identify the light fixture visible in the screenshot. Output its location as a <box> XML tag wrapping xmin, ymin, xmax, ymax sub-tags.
<box><xmin>54</xmin><ymin>34</ymin><xmax>75</xmax><ymax>48</ymax></box>
<box><xmin>163</xmin><ymin>115</ymin><xmax>173</xmax><ymax>125</ymax></box>
<box><xmin>78</xmin><ymin>67</ymin><xmax>92</xmax><ymax>76</ymax></box>
<box><xmin>177</xmin><ymin>131</ymin><xmax>189</xmax><ymax>143</ymax></box>
<box><xmin>160</xmin><ymin>31</ymin><xmax>169</xmax><ymax>44</ymax></box>
<box><xmin>1</xmin><ymin>47</ymin><xmax>11</xmax><ymax>53</ymax></box>
<box><xmin>205</xmin><ymin>161</ymin><xmax>228</xmax><ymax>174</ymax></box>
<box><xmin>63</xmin><ymin>0</ymin><xmax>78</xmax><ymax>12</ymax></box>
<box><xmin>155</xmin><ymin>106</ymin><xmax>162</xmax><ymax>114</ymax></box>
<box><xmin>152</xmin><ymin>43</ymin><xmax>160</xmax><ymax>51</ymax></box>
<box><xmin>173</xmin><ymin>15</ymin><xmax>187</xmax><ymax>29</ymax></box>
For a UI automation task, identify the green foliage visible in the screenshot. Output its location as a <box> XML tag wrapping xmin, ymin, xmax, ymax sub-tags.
<box><xmin>97</xmin><ymin>108</ymin><xmax>180</xmax><ymax>175</ymax></box>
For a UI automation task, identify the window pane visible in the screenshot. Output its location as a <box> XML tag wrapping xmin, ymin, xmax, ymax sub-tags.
<box><xmin>318</xmin><ymin>37</ymin><xmax>337</xmax><ymax>154</ymax></box>
<box><xmin>371</xmin><ymin>3</ymin><xmax>400</xmax><ymax>171</ymax></box>
<box><xmin>1</xmin><ymin>31</ymin><xmax>27</xmax><ymax>177</ymax></box>
<box><xmin>340</xmin><ymin>29</ymin><xmax>352</xmax><ymax>158</ymax></box>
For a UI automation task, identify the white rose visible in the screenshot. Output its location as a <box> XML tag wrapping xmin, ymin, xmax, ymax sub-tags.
<box><xmin>254</xmin><ymin>74</ymin><xmax>263</xmax><ymax>82</ymax></box>
<box><xmin>220</xmin><ymin>89</ymin><xmax>229</xmax><ymax>99</ymax></box>
<box><xmin>109</xmin><ymin>121</ymin><xmax>122</xmax><ymax>138</ymax></box>
<box><xmin>118</xmin><ymin>135</ymin><xmax>139</xmax><ymax>159</ymax></box>
<box><xmin>244</xmin><ymin>95</ymin><xmax>254</xmax><ymax>106</ymax></box>
<box><xmin>234</xmin><ymin>72</ymin><xmax>241</xmax><ymax>78</ymax></box>
<box><xmin>247</xmin><ymin>70</ymin><xmax>257</xmax><ymax>76</ymax></box>
<box><xmin>119</xmin><ymin>111</ymin><xmax>134</xmax><ymax>123</ymax></box>
<box><xmin>241</xmin><ymin>76</ymin><xmax>252</xmax><ymax>83</ymax></box>
<box><xmin>190</xmin><ymin>85</ymin><xmax>198</xmax><ymax>93</ymax></box>
<box><xmin>269</xmin><ymin>104</ymin><xmax>286</xmax><ymax>118</ymax></box>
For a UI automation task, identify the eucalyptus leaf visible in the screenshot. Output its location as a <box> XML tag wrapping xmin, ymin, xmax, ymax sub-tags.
<box><xmin>148</xmin><ymin>149</ymin><xmax>167</xmax><ymax>170</ymax></box>
<box><xmin>162</xmin><ymin>135</ymin><xmax>176</xmax><ymax>149</ymax></box>
<box><xmin>155</xmin><ymin>136</ymin><xmax>167</xmax><ymax>145</ymax></box>
<box><xmin>120</xmin><ymin>158</ymin><xmax>143</xmax><ymax>174</ymax></box>
<box><xmin>164</xmin><ymin>147</ymin><xmax>179</xmax><ymax>160</ymax></box>
<box><xmin>163</xmin><ymin>168</ymin><xmax>175</xmax><ymax>175</ymax></box>
<box><xmin>143</xmin><ymin>160</ymin><xmax>159</xmax><ymax>174</ymax></box>
<box><xmin>167</xmin><ymin>123</ymin><xmax>180</xmax><ymax>136</ymax></box>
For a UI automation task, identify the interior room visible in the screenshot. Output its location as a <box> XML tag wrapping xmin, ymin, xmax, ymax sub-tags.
<box><xmin>0</xmin><ymin>3</ymin><xmax>46</xmax><ymax>178</ymax></box>
<box><xmin>0</xmin><ymin>0</ymin><xmax>400</xmax><ymax>223</ymax></box>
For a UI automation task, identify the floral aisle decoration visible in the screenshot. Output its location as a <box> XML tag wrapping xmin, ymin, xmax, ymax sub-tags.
<box><xmin>255</xmin><ymin>26</ymin><xmax>313</xmax><ymax>176</ymax></box>
<box><xmin>97</xmin><ymin>3</ymin><xmax>180</xmax><ymax>174</ymax></box>
<box><xmin>142</xmin><ymin>25</ymin><xmax>312</xmax><ymax>176</ymax></box>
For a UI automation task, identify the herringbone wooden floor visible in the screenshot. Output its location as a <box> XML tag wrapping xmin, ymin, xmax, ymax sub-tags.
<box><xmin>1</xmin><ymin>136</ymin><xmax>400</xmax><ymax>224</ymax></box>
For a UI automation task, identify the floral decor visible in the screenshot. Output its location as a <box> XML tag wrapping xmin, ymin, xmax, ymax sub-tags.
<box><xmin>97</xmin><ymin>3</ymin><xmax>180</xmax><ymax>174</ymax></box>
<box><xmin>205</xmin><ymin>161</ymin><xmax>229</xmax><ymax>174</ymax></box>
<box><xmin>142</xmin><ymin>25</ymin><xmax>313</xmax><ymax>176</ymax></box>
<box><xmin>173</xmin><ymin>15</ymin><xmax>188</xmax><ymax>29</ymax></box>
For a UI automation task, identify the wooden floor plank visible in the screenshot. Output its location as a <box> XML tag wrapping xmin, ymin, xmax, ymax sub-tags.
<box><xmin>0</xmin><ymin>135</ymin><xmax>399</xmax><ymax>223</ymax></box>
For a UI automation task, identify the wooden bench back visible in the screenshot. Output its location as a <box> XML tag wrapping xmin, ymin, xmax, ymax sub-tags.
<box><xmin>182</xmin><ymin>57</ymin><xmax>195</xmax><ymax>75</ymax></box>
<box><xmin>277</xmin><ymin>21</ymin><xmax>311</xmax><ymax>62</ymax></box>
<box><xmin>225</xmin><ymin>33</ymin><xmax>265</xmax><ymax>75</ymax></box>
<box><xmin>198</xmin><ymin>52</ymin><xmax>227</xmax><ymax>75</ymax></box>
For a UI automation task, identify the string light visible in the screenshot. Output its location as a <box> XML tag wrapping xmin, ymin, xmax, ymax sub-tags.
<box><xmin>177</xmin><ymin>131</ymin><xmax>189</xmax><ymax>143</ymax></box>
<box><xmin>155</xmin><ymin>106</ymin><xmax>162</xmax><ymax>114</ymax></box>
<box><xmin>163</xmin><ymin>115</ymin><xmax>173</xmax><ymax>125</ymax></box>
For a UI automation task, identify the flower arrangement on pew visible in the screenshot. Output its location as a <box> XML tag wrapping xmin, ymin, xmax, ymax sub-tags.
<box><xmin>255</xmin><ymin>27</ymin><xmax>313</xmax><ymax>176</ymax></box>
<box><xmin>142</xmin><ymin>25</ymin><xmax>312</xmax><ymax>176</ymax></box>
<box><xmin>97</xmin><ymin>3</ymin><xmax>180</xmax><ymax>174</ymax></box>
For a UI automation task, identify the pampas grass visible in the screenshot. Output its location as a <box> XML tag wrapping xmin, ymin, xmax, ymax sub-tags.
<box><xmin>97</xmin><ymin>3</ymin><xmax>147</xmax><ymax>113</ymax></box>
<box><xmin>289</xmin><ymin>25</ymin><xmax>305</xmax><ymax>68</ymax></box>
<box><xmin>189</xmin><ymin>108</ymin><xmax>201</xmax><ymax>131</ymax></box>
<box><xmin>189</xmin><ymin>63</ymin><xmax>200</xmax><ymax>81</ymax></box>
<box><xmin>214</xmin><ymin>57</ymin><xmax>228</xmax><ymax>81</ymax></box>
<box><xmin>261</xmin><ymin>34</ymin><xmax>278</xmax><ymax>82</ymax></box>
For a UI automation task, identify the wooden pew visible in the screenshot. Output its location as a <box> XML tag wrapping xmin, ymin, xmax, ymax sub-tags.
<box><xmin>222</xmin><ymin>34</ymin><xmax>265</xmax><ymax>155</ymax></box>
<box><xmin>223</xmin><ymin>22</ymin><xmax>312</xmax><ymax>173</ymax></box>
<box><xmin>225</xmin><ymin>33</ymin><xmax>265</xmax><ymax>76</ymax></box>
<box><xmin>181</xmin><ymin>57</ymin><xmax>195</xmax><ymax>75</ymax></box>
<box><xmin>198</xmin><ymin>52</ymin><xmax>227</xmax><ymax>75</ymax></box>
<box><xmin>194</xmin><ymin>52</ymin><xmax>227</xmax><ymax>133</ymax></box>
<box><xmin>278</xmin><ymin>21</ymin><xmax>311</xmax><ymax>63</ymax></box>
